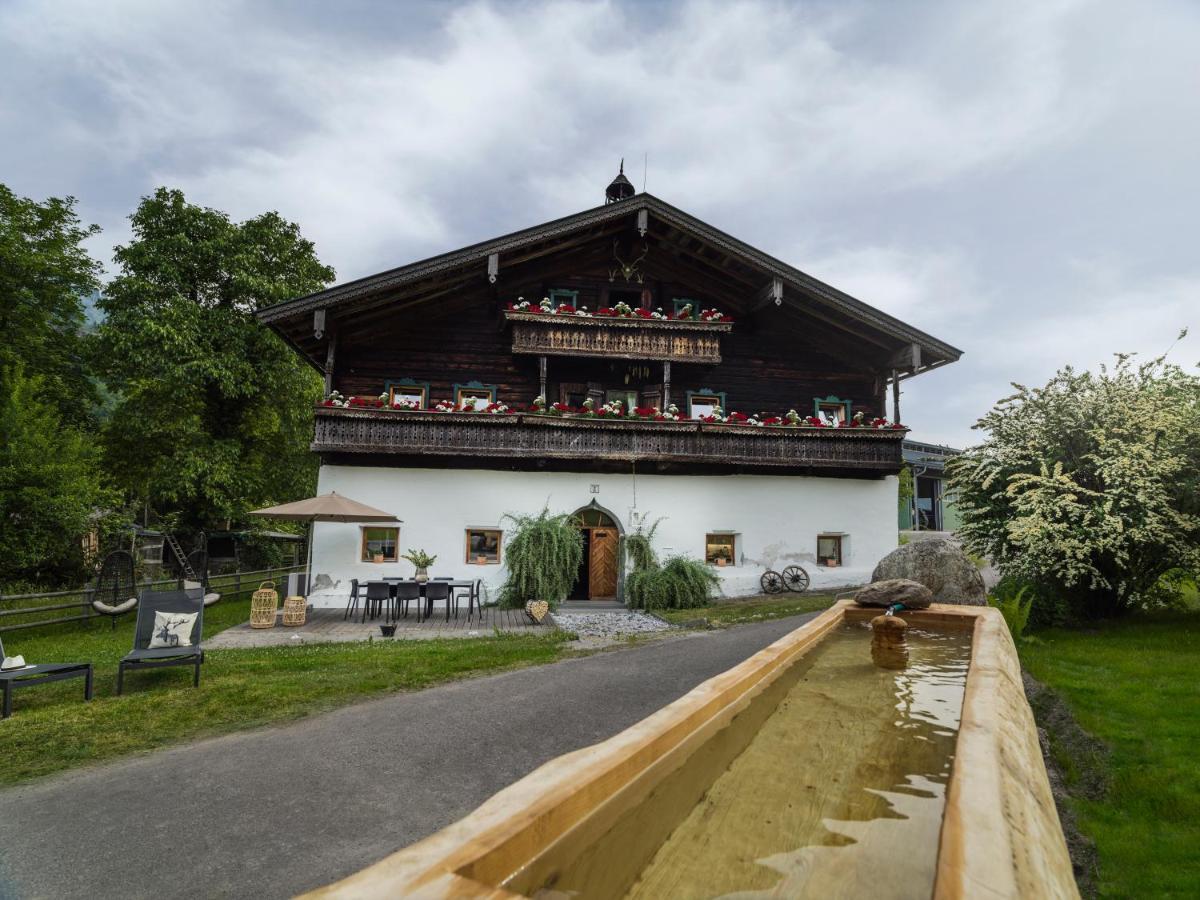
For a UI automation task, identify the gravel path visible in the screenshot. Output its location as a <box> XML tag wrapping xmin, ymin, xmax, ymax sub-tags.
<box><xmin>0</xmin><ymin>613</ymin><xmax>818</xmax><ymax>900</ymax></box>
<box><xmin>553</xmin><ymin>609</ymin><xmax>673</xmax><ymax>638</ymax></box>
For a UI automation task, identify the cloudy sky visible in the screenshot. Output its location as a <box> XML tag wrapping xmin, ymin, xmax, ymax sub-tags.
<box><xmin>3</xmin><ymin>0</ymin><xmax>1196</xmax><ymax>447</ymax></box>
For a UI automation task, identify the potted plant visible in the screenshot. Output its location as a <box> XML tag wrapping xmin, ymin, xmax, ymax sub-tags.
<box><xmin>402</xmin><ymin>548</ymin><xmax>437</xmax><ymax>583</ymax></box>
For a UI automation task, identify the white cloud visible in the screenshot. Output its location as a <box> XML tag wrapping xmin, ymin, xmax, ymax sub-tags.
<box><xmin>1</xmin><ymin>0</ymin><xmax>1198</xmax><ymax>448</ymax></box>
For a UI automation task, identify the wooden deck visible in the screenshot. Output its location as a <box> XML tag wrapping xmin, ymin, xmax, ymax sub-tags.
<box><xmin>207</xmin><ymin>606</ymin><xmax>550</xmax><ymax>649</ymax></box>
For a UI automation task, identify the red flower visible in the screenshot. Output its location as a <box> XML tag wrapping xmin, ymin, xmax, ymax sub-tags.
<box><xmin>596</xmin><ymin>307</ymin><xmax>614</xmax><ymax>317</ymax></box>
<box><xmin>726</xmin><ymin>411</ymin><xmax>749</xmax><ymax>423</ymax></box>
<box><xmin>762</xmin><ymin>416</ymin><xmax>781</xmax><ymax>425</ymax></box>
<box><xmin>632</xmin><ymin>406</ymin><xmax>657</xmax><ymax>417</ymax></box>
<box><xmin>556</xmin><ymin>304</ymin><xmax>576</xmax><ymax>314</ymax></box>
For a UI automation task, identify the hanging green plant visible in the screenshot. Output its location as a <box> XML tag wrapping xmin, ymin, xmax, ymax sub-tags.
<box><xmin>498</xmin><ymin>507</ymin><xmax>583</xmax><ymax>609</ymax></box>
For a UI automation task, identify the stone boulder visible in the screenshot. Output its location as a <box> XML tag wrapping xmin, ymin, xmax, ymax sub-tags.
<box><xmin>871</xmin><ymin>539</ymin><xmax>987</xmax><ymax>605</ymax></box>
<box><xmin>854</xmin><ymin>578</ymin><xmax>933</xmax><ymax>609</ymax></box>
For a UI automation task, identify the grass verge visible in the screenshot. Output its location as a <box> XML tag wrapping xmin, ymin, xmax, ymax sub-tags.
<box><xmin>1019</xmin><ymin>610</ymin><xmax>1200</xmax><ymax>897</ymax></box>
<box><xmin>655</xmin><ymin>592</ymin><xmax>838</xmax><ymax>627</ymax></box>
<box><xmin>0</xmin><ymin>591</ymin><xmax>573</xmax><ymax>786</ymax></box>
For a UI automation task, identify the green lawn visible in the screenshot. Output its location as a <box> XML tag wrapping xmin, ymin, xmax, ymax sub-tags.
<box><xmin>655</xmin><ymin>592</ymin><xmax>837</xmax><ymax>627</ymax></box>
<box><xmin>1020</xmin><ymin>611</ymin><xmax>1200</xmax><ymax>898</ymax></box>
<box><xmin>0</xmin><ymin>590</ymin><xmax>573</xmax><ymax>785</ymax></box>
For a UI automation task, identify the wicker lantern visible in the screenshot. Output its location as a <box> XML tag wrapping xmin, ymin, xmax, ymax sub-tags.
<box><xmin>250</xmin><ymin>581</ymin><xmax>279</xmax><ymax>629</ymax></box>
<box><xmin>282</xmin><ymin>595</ymin><xmax>307</xmax><ymax>627</ymax></box>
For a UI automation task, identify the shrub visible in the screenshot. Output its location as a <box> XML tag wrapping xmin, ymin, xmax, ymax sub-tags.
<box><xmin>627</xmin><ymin>556</ymin><xmax>718</xmax><ymax>611</ymax></box>
<box><xmin>497</xmin><ymin>507</ymin><xmax>582</xmax><ymax>609</ymax></box>
<box><xmin>950</xmin><ymin>348</ymin><xmax>1200</xmax><ymax>619</ymax></box>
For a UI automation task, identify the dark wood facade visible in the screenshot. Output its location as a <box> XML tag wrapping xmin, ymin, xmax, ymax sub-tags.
<box><xmin>260</xmin><ymin>192</ymin><xmax>961</xmax><ymax>477</ymax></box>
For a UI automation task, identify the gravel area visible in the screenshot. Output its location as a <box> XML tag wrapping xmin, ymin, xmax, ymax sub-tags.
<box><xmin>552</xmin><ymin>610</ymin><xmax>673</xmax><ymax>638</ymax></box>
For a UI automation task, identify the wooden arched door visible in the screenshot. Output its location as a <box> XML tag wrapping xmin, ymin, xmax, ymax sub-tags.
<box><xmin>574</xmin><ymin>507</ymin><xmax>620</xmax><ymax>601</ymax></box>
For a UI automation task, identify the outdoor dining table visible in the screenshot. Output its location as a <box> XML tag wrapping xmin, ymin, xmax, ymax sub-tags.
<box><xmin>381</xmin><ymin>578</ymin><xmax>477</xmax><ymax>623</ymax></box>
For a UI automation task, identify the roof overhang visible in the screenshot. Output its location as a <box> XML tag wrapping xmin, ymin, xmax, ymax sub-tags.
<box><xmin>258</xmin><ymin>193</ymin><xmax>962</xmax><ymax>378</ymax></box>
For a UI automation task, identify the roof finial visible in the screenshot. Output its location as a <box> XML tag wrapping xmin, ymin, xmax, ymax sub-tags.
<box><xmin>606</xmin><ymin>159</ymin><xmax>635</xmax><ymax>204</ymax></box>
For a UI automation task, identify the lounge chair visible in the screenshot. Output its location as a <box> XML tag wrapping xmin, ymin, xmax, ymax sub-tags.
<box><xmin>117</xmin><ymin>588</ymin><xmax>205</xmax><ymax>694</ymax></box>
<box><xmin>0</xmin><ymin>634</ymin><xmax>93</xmax><ymax>718</ymax></box>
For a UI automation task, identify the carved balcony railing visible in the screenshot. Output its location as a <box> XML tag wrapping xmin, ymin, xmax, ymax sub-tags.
<box><xmin>504</xmin><ymin>311</ymin><xmax>732</xmax><ymax>362</ymax></box>
<box><xmin>312</xmin><ymin>407</ymin><xmax>905</xmax><ymax>473</ymax></box>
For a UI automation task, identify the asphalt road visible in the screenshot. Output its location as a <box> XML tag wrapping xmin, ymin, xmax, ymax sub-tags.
<box><xmin>0</xmin><ymin>613</ymin><xmax>816</xmax><ymax>900</ymax></box>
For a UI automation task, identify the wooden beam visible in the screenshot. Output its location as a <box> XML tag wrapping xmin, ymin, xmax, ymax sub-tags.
<box><xmin>487</xmin><ymin>253</ymin><xmax>499</xmax><ymax>284</ymax></box>
<box><xmin>751</xmin><ymin>277</ymin><xmax>784</xmax><ymax>311</ymax></box>
<box><xmin>892</xmin><ymin>369</ymin><xmax>901</xmax><ymax>423</ymax></box>
<box><xmin>663</xmin><ymin>360</ymin><xmax>671</xmax><ymax>411</ymax></box>
<box><xmin>323</xmin><ymin>330</ymin><xmax>338</xmax><ymax>395</ymax></box>
<box><xmin>313</xmin><ymin>308</ymin><xmax>326</xmax><ymax>339</ymax></box>
<box><xmin>890</xmin><ymin>342</ymin><xmax>921</xmax><ymax>371</ymax></box>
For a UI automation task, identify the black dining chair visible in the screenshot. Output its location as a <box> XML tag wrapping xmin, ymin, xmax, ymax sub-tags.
<box><xmin>394</xmin><ymin>582</ymin><xmax>421</xmax><ymax>621</ymax></box>
<box><xmin>424</xmin><ymin>582</ymin><xmax>451</xmax><ymax>622</ymax></box>
<box><xmin>344</xmin><ymin>579</ymin><xmax>361</xmax><ymax>621</ymax></box>
<box><xmin>364</xmin><ymin>581</ymin><xmax>391</xmax><ymax>623</ymax></box>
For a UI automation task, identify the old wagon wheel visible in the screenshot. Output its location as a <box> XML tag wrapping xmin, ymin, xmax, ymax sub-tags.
<box><xmin>782</xmin><ymin>565</ymin><xmax>810</xmax><ymax>593</ymax></box>
<box><xmin>760</xmin><ymin>570</ymin><xmax>784</xmax><ymax>594</ymax></box>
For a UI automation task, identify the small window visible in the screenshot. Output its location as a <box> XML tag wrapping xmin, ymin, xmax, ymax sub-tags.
<box><xmin>387</xmin><ymin>379</ymin><xmax>429</xmax><ymax>409</ymax></box>
<box><xmin>672</xmin><ymin>298</ymin><xmax>697</xmax><ymax>320</ymax></box>
<box><xmin>817</xmin><ymin>534</ymin><xmax>843</xmax><ymax>567</ymax></box>
<box><xmin>706</xmin><ymin>533</ymin><xmax>737</xmax><ymax>567</ymax></box>
<box><xmin>687</xmin><ymin>389</ymin><xmax>726</xmax><ymax>420</ymax></box>
<box><xmin>558</xmin><ymin>382</ymin><xmax>588</xmax><ymax>408</ymax></box>
<box><xmin>361</xmin><ymin>527</ymin><xmax>399</xmax><ymax>563</ymax></box>
<box><xmin>466</xmin><ymin>528</ymin><xmax>502</xmax><ymax>565</ymax></box>
<box><xmin>813</xmin><ymin>396</ymin><xmax>851</xmax><ymax>424</ymax></box>
<box><xmin>548</xmin><ymin>289</ymin><xmax>579</xmax><ymax>310</ymax></box>
<box><xmin>454</xmin><ymin>382</ymin><xmax>497</xmax><ymax>409</ymax></box>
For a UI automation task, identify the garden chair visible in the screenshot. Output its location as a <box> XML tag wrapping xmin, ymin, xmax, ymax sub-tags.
<box><xmin>363</xmin><ymin>581</ymin><xmax>391</xmax><ymax>623</ymax></box>
<box><xmin>394</xmin><ymin>581</ymin><xmax>421</xmax><ymax>621</ymax></box>
<box><xmin>0</xmin><ymin>634</ymin><xmax>93</xmax><ymax>718</ymax></box>
<box><xmin>450</xmin><ymin>580</ymin><xmax>484</xmax><ymax>622</ymax></box>
<box><xmin>91</xmin><ymin>549</ymin><xmax>138</xmax><ymax>629</ymax></box>
<box><xmin>424</xmin><ymin>581</ymin><xmax>451</xmax><ymax>622</ymax></box>
<box><xmin>344</xmin><ymin>578</ymin><xmax>361</xmax><ymax>621</ymax></box>
<box><xmin>116</xmin><ymin>587</ymin><xmax>205</xmax><ymax>694</ymax></box>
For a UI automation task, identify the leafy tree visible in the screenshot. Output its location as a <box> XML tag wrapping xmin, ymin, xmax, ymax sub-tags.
<box><xmin>96</xmin><ymin>189</ymin><xmax>334</xmax><ymax>533</ymax></box>
<box><xmin>950</xmin><ymin>348</ymin><xmax>1200</xmax><ymax>619</ymax></box>
<box><xmin>0</xmin><ymin>184</ymin><xmax>101</xmax><ymax>417</ymax></box>
<box><xmin>0</xmin><ymin>365</ymin><xmax>116</xmax><ymax>589</ymax></box>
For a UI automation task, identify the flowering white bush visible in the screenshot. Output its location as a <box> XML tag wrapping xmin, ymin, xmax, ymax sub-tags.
<box><xmin>950</xmin><ymin>347</ymin><xmax>1200</xmax><ymax>618</ymax></box>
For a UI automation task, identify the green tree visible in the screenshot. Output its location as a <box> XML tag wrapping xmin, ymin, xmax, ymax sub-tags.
<box><xmin>0</xmin><ymin>365</ymin><xmax>115</xmax><ymax>589</ymax></box>
<box><xmin>0</xmin><ymin>184</ymin><xmax>102</xmax><ymax>417</ymax></box>
<box><xmin>96</xmin><ymin>189</ymin><xmax>334</xmax><ymax>532</ymax></box>
<box><xmin>949</xmin><ymin>349</ymin><xmax>1200</xmax><ymax>619</ymax></box>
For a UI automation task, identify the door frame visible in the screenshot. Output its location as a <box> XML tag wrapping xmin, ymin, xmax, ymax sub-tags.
<box><xmin>570</xmin><ymin>500</ymin><xmax>625</xmax><ymax>604</ymax></box>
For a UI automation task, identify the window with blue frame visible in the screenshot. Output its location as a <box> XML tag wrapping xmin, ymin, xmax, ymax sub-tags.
<box><xmin>686</xmin><ymin>388</ymin><xmax>727</xmax><ymax>419</ymax></box>
<box><xmin>386</xmin><ymin>378</ymin><xmax>430</xmax><ymax>409</ymax></box>
<box><xmin>454</xmin><ymin>381</ymin><xmax>497</xmax><ymax>409</ymax></box>
<box><xmin>672</xmin><ymin>298</ymin><xmax>697</xmax><ymax>320</ymax></box>
<box><xmin>813</xmin><ymin>395</ymin><xmax>852</xmax><ymax>423</ymax></box>
<box><xmin>548</xmin><ymin>289</ymin><xmax>579</xmax><ymax>310</ymax></box>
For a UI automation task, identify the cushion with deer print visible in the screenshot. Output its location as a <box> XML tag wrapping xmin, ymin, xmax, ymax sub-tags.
<box><xmin>148</xmin><ymin>611</ymin><xmax>199</xmax><ymax>649</ymax></box>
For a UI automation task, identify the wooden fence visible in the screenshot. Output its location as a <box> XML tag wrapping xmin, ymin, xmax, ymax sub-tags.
<box><xmin>0</xmin><ymin>565</ymin><xmax>304</xmax><ymax>634</ymax></box>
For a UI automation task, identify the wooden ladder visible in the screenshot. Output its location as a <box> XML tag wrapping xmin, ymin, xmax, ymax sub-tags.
<box><xmin>165</xmin><ymin>533</ymin><xmax>197</xmax><ymax>581</ymax></box>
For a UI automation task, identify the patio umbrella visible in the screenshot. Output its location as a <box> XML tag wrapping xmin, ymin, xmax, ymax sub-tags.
<box><xmin>249</xmin><ymin>492</ymin><xmax>402</xmax><ymax>597</ymax></box>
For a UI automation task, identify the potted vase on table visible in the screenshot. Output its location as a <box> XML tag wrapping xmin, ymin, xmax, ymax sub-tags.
<box><xmin>402</xmin><ymin>548</ymin><xmax>437</xmax><ymax>583</ymax></box>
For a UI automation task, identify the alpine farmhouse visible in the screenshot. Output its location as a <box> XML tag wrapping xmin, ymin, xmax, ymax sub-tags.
<box><xmin>257</xmin><ymin>170</ymin><xmax>962</xmax><ymax>607</ymax></box>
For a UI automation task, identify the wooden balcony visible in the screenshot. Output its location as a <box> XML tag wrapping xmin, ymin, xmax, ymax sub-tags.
<box><xmin>312</xmin><ymin>407</ymin><xmax>905</xmax><ymax>474</ymax></box>
<box><xmin>504</xmin><ymin>311</ymin><xmax>731</xmax><ymax>363</ymax></box>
